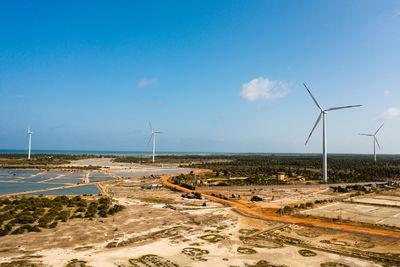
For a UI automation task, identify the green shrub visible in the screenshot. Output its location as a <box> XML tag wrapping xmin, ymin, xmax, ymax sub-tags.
<box><xmin>76</xmin><ymin>207</ymin><xmax>86</xmax><ymax>213</ymax></box>
<box><xmin>11</xmin><ymin>227</ymin><xmax>25</xmax><ymax>235</ymax></box>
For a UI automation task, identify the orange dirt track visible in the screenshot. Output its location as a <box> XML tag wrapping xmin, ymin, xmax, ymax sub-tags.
<box><xmin>162</xmin><ymin>173</ymin><xmax>400</xmax><ymax>240</ymax></box>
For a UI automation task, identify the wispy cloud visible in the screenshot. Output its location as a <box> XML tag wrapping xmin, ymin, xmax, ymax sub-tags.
<box><xmin>137</xmin><ymin>78</ymin><xmax>158</xmax><ymax>88</ymax></box>
<box><xmin>384</xmin><ymin>90</ymin><xmax>391</xmax><ymax>95</ymax></box>
<box><xmin>375</xmin><ymin>107</ymin><xmax>400</xmax><ymax>120</ymax></box>
<box><xmin>240</xmin><ymin>77</ymin><xmax>289</xmax><ymax>101</ymax></box>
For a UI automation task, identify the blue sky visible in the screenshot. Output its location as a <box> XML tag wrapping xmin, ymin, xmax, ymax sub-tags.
<box><xmin>1</xmin><ymin>0</ymin><xmax>399</xmax><ymax>153</ymax></box>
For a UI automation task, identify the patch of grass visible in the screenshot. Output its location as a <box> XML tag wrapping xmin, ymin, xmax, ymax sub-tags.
<box><xmin>140</xmin><ymin>198</ymin><xmax>172</xmax><ymax>204</ymax></box>
<box><xmin>182</xmin><ymin>247</ymin><xmax>209</xmax><ymax>257</ymax></box>
<box><xmin>320</xmin><ymin>263</ymin><xmax>350</xmax><ymax>267</ymax></box>
<box><xmin>239</xmin><ymin>236</ymin><xmax>283</xmax><ymax>249</ymax></box>
<box><xmin>239</xmin><ymin>228</ymin><xmax>259</xmax><ymax>235</ymax></box>
<box><xmin>298</xmin><ymin>249</ymin><xmax>317</xmax><ymax>257</ymax></box>
<box><xmin>246</xmin><ymin>260</ymin><xmax>288</xmax><ymax>267</ymax></box>
<box><xmin>237</xmin><ymin>247</ymin><xmax>257</xmax><ymax>254</ymax></box>
<box><xmin>129</xmin><ymin>254</ymin><xmax>179</xmax><ymax>267</ymax></box>
<box><xmin>64</xmin><ymin>259</ymin><xmax>88</xmax><ymax>267</ymax></box>
<box><xmin>0</xmin><ymin>261</ymin><xmax>36</xmax><ymax>267</ymax></box>
<box><xmin>199</xmin><ymin>234</ymin><xmax>224</xmax><ymax>243</ymax></box>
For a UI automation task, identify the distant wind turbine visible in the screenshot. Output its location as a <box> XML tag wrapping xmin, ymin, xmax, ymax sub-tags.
<box><xmin>359</xmin><ymin>123</ymin><xmax>384</xmax><ymax>162</ymax></box>
<box><xmin>304</xmin><ymin>83</ymin><xmax>362</xmax><ymax>183</ymax></box>
<box><xmin>27</xmin><ymin>128</ymin><xmax>33</xmax><ymax>160</ymax></box>
<box><xmin>147</xmin><ymin>122</ymin><xmax>163</xmax><ymax>163</ymax></box>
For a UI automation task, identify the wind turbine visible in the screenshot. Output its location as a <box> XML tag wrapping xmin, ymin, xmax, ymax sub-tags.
<box><xmin>359</xmin><ymin>123</ymin><xmax>384</xmax><ymax>162</ymax></box>
<box><xmin>304</xmin><ymin>83</ymin><xmax>362</xmax><ymax>183</ymax></box>
<box><xmin>27</xmin><ymin>128</ymin><xmax>33</xmax><ymax>160</ymax></box>
<box><xmin>147</xmin><ymin>122</ymin><xmax>162</xmax><ymax>163</ymax></box>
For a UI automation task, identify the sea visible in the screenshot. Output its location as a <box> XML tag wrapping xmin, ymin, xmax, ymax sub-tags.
<box><xmin>0</xmin><ymin>149</ymin><xmax>313</xmax><ymax>156</ymax></box>
<box><xmin>0</xmin><ymin>149</ymin><xmax>216</xmax><ymax>156</ymax></box>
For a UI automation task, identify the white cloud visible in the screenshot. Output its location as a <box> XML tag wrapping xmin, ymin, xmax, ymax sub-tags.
<box><xmin>137</xmin><ymin>78</ymin><xmax>158</xmax><ymax>87</ymax></box>
<box><xmin>384</xmin><ymin>90</ymin><xmax>391</xmax><ymax>95</ymax></box>
<box><xmin>240</xmin><ymin>77</ymin><xmax>289</xmax><ymax>101</ymax></box>
<box><xmin>375</xmin><ymin>107</ymin><xmax>400</xmax><ymax>120</ymax></box>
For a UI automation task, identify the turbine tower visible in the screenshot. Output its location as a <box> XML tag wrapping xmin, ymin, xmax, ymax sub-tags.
<box><xmin>27</xmin><ymin>128</ymin><xmax>33</xmax><ymax>160</ymax></box>
<box><xmin>147</xmin><ymin>122</ymin><xmax>162</xmax><ymax>163</ymax></box>
<box><xmin>304</xmin><ymin>83</ymin><xmax>362</xmax><ymax>183</ymax></box>
<box><xmin>359</xmin><ymin>123</ymin><xmax>384</xmax><ymax>162</ymax></box>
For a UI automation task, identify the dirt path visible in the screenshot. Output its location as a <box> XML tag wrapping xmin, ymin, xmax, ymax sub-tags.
<box><xmin>162</xmin><ymin>174</ymin><xmax>400</xmax><ymax>240</ymax></box>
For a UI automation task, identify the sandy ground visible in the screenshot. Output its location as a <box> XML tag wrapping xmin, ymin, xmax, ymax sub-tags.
<box><xmin>301</xmin><ymin>196</ymin><xmax>400</xmax><ymax>228</ymax></box>
<box><xmin>1</xmin><ymin>159</ymin><xmax>399</xmax><ymax>266</ymax></box>
<box><xmin>0</xmin><ymin>189</ymin><xmax>397</xmax><ymax>266</ymax></box>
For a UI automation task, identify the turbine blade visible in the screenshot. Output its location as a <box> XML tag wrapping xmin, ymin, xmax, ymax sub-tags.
<box><xmin>325</xmin><ymin>105</ymin><xmax>362</xmax><ymax>111</ymax></box>
<box><xmin>305</xmin><ymin>112</ymin><xmax>322</xmax><ymax>145</ymax></box>
<box><xmin>149</xmin><ymin>122</ymin><xmax>153</xmax><ymax>132</ymax></box>
<box><xmin>359</xmin><ymin>133</ymin><xmax>373</xmax><ymax>136</ymax></box>
<box><xmin>146</xmin><ymin>134</ymin><xmax>153</xmax><ymax>145</ymax></box>
<box><xmin>375</xmin><ymin>123</ymin><xmax>384</xmax><ymax>135</ymax></box>
<box><xmin>304</xmin><ymin>83</ymin><xmax>323</xmax><ymax>111</ymax></box>
<box><xmin>375</xmin><ymin>138</ymin><xmax>381</xmax><ymax>150</ymax></box>
<box><xmin>155</xmin><ymin>131</ymin><xmax>163</xmax><ymax>134</ymax></box>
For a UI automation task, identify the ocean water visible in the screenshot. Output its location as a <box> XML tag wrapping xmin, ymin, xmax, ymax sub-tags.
<box><xmin>0</xmin><ymin>149</ymin><xmax>210</xmax><ymax>155</ymax></box>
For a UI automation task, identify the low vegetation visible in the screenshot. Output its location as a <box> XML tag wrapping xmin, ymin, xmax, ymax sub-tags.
<box><xmin>182</xmin><ymin>247</ymin><xmax>209</xmax><ymax>259</ymax></box>
<box><xmin>320</xmin><ymin>263</ymin><xmax>350</xmax><ymax>267</ymax></box>
<box><xmin>237</xmin><ymin>247</ymin><xmax>257</xmax><ymax>254</ymax></box>
<box><xmin>64</xmin><ymin>259</ymin><xmax>88</xmax><ymax>267</ymax></box>
<box><xmin>165</xmin><ymin>154</ymin><xmax>400</xmax><ymax>184</ymax></box>
<box><xmin>246</xmin><ymin>260</ymin><xmax>288</xmax><ymax>267</ymax></box>
<box><xmin>199</xmin><ymin>233</ymin><xmax>225</xmax><ymax>243</ymax></box>
<box><xmin>129</xmin><ymin>254</ymin><xmax>179</xmax><ymax>267</ymax></box>
<box><xmin>0</xmin><ymin>154</ymin><xmax>93</xmax><ymax>166</ymax></box>
<box><xmin>278</xmin><ymin>200</ymin><xmax>332</xmax><ymax>215</ymax></box>
<box><xmin>0</xmin><ymin>261</ymin><xmax>37</xmax><ymax>267</ymax></box>
<box><xmin>298</xmin><ymin>249</ymin><xmax>317</xmax><ymax>257</ymax></box>
<box><xmin>0</xmin><ymin>196</ymin><xmax>124</xmax><ymax>235</ymax></box>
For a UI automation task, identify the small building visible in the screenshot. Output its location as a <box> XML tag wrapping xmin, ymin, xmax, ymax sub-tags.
<box><xmin>276</xmin><ymin>172</ymin><xmax>287</xmax><ymax>181</ymax></box>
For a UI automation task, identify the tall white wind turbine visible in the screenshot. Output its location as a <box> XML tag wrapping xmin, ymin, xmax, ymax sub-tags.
<box><xmin>359</xmin><ymin>123</ymin><xmax>384</xmax><ymax>162</ymax></box>
<box><xmin>304</xmin><ymin>83</ymin><xmax>362</xmax><ymax>183</ymax></box>
<box><xmin>147</xmin><ymin>122</ymin><xmax>163</xmax><ymax>163</ymax></box>
<box><xmin>27</xmin><ymin>128</ymin><xmax>33</xmax><ymax>160</ymax></box>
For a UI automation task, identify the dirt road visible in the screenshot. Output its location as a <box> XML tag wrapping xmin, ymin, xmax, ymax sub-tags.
<box><xmin>162</xmin><ymin>174</ymin><xmax>400</xmax><ymax>240</ymax></box>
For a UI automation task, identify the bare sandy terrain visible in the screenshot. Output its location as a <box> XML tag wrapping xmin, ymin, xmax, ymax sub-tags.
<box><xmin>0</xmin><ymin>191</ymin><xmax>392</xmax><ymax>266</ymax></box>
<box><xmin>1</xmin><ymin>158</ymin><xmax>399</xmax><ymax>266</ymax></box>
<box><xmin>302</xmin><ymin>198</ymin><xmax>400</xmax><ymax>228</ymax></box>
